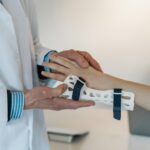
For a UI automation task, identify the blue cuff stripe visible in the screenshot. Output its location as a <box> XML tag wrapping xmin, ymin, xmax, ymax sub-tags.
<box><xmin>14</xmin><ymin>93</ymin><xmax>20</xmax><ymax>119</ymax></box>
<box><xmin>10</xmin><ymin>92</ymin><xmax>17</xmax><ymax>120</ymax></box>
<box><xmin>17</xmin><ymin>93</ymin><xmax>21</xmax><ymax>118</ymax></box>
<box><xmin>18</xmin><ymin>92</ymin><xmax>24</xmax><ymax>118</ymax></box>
<box><xmin>10</xmin><ymin>91</ymin><xmax>25</xmax><ymax>120</ymax></box>
<box><xmin>13</xmin><ymin>93</ymin><xmax>17</xmax><ymax>119</ymax></box>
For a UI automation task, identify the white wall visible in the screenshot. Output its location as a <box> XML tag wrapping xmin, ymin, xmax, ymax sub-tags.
<box><xmin>35</xmin><ymin>0</ymin><xmax>150</xmax><ymax>130</ymax></box>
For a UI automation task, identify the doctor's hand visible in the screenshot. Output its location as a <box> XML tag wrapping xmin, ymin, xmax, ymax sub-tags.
<box><xmin>24</xmin><ymin>84</ymin><xmax>94</xmax><ymax>110</ymax></box>
<box><xmin>51</xmin><ymin>50</ymin><xmax>102</xmax><ymax>71</ymax></box>
<box><xmin>42</xmin><ymin>55</ymin><xmax>103</xmax><ymax>90</ymax></box>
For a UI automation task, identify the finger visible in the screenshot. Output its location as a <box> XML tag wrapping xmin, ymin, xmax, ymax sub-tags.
<box><xmin>42</xmin><ymin>62</ymin><xmax>69</xmax><ymax>75</ymax></box>
<box><xmin>50</xmin><ymin>84</ymin><xmax>68</xmax><ymax>97</ymax></box>
<box><xmin>56</xmin><ymin>50</ymin><xmax>89</xmax><ymax>68</ymax></box>
<box><xmin>41</xmin><ymin>71</ymin><xmax>66</xmax><ymax>81</ymax></box>
<box><xmin>70</xmin><ymin>100</ymin><xmax>95</xmax><ymax>109</ymax></box>
<box><xmin>78</xmin><ymin>51</ymin><xmax>102</xmax><ymax>71</ymax></box>
<box><xmin>51</xmin><ymin>55</ymin><xmax>75</xmax><ymax>69</ymax></box>
<box><xmin>52</xmin><ymin>98</ymin><xmax>95</xmax><ymax>110</ymax></box>
<box><xmin>77</xmin><ymin>51</ymin><xmax>103</xmax><ymax>72</ymax></box>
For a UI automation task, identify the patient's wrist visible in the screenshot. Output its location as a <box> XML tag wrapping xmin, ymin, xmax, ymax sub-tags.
<box><xmin>74</xmin><ymin>66</ymin><xmax>111</xmax><ymax>90</ymax></box>
<box><xmin>84</xmin><ymin>71</ymin><xmax>114</xmax><ymax>90</ymax></box>
<box><xmin>82</xmin><ymin>68</ymin><xmax>105</xmax><ymax>89</ymax></box>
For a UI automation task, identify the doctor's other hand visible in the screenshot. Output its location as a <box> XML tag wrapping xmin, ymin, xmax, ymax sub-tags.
<box><xmin>24</xmin><ymin>84</ymin><xmax>95</xmax><ymax>110</ymax></box>
<box><xmin>52</xmin><ymin>50</ymin><xmax>102</xmax><ymax>71</ymax></box>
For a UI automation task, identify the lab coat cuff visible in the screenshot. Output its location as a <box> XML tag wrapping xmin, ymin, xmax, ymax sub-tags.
<box><xmin>9</xmin><ymin>91</ymin><xmax>25</xmax><ymax>121</ymax></box>
<box><xmin>36</xmin><ymin>48</ymin><xmax>57</xmax><ymax>65</ymax></box>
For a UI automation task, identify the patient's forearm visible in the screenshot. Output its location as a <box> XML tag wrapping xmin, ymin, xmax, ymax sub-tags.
<box><xmin>84</xmin><ymin>71</ymin><xmax>150</xmax><ymax>111</ymax></box>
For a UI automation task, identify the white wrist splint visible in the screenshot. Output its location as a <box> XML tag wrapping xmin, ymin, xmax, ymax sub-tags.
<box><xmin>53</xmin><ymin>75</ymin><xmax>135</xmax><ymax>120</ymax></box>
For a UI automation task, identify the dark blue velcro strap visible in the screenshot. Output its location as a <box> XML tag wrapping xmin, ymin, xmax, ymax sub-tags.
<box><xmin>113</xmin><ymin>89</ymin><xmax>122</xmax><ymax>120</ymax></box>
<box><xmin>72</xmin><ymin>80</ymin><xmax>84</xmax><ymax>101</ymax></box>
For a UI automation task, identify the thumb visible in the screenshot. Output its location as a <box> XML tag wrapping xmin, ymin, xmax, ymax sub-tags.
<box><xmin>50</xmin><ymin>84</ymin><xmax>68</xmax><ymax>97</ymax></box>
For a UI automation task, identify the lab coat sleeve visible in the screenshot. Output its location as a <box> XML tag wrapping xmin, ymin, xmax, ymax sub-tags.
<box><xmin>0</xmin><ymin>80</ymin><xmax>8</xmax><ymax>126</ymax></box>
<box><xmin>24</xmin><ymin>0</ymin><xmax>57</xmax><ymax>66</ymax></box>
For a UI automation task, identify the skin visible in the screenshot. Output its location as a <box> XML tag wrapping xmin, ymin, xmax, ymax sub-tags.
<box><xmin>42</xmin><ymin>55</ymin><xmax>150</xmax><ymax>111</ymax></box>
<box><xmin>24</xmin><ymin>50</ymin><xmax>100</xmax><ymax>110</ymax></box>
<box><xmin>54</xmin><ymin>50</ymin><xmax>102</xmax><ymax>71</ymax></box>
<box><xmin>25</xmin><ymin>84</ymin><xmax>94</xmax><ymax>110</ymax></box>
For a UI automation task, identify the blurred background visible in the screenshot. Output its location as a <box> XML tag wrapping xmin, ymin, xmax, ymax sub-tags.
<box><xmin>35</xmin><ymin>0</ymin><xmax>150</xmax><ymax>149</ymax></box>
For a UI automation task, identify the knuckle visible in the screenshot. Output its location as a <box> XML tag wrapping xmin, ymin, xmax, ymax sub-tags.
<box><xmin>70</xmin><ymin>49</ymin><xmax>76</xmax><ymax>54</ymax></box>
<box><xmin>82</xmin><ymin>51</ymin><xmax>87</xmax><ymax>54</ymax></box>
<box><xmin>84</xmin><ymin>51</ymin><xmax>90</xmax><ymax>57</ymax></box>
<box><xmin>42</xmin><ymin>87</ymin><xmax>50</xmax><ymax>93</ymax></box>
<box><xmin>79</xmin><ymin>56</ymin><xmax>86</xmax><ymax>63</ymax></box>
<box><xmin>69</xmin><ymin>49</ymin><xmax>74</xmax><ymax>51</ymax></box>
<box><xmin>42</xmin><ymin>89</ymin><xmax>47</xmax><ymax>95</ymax></box>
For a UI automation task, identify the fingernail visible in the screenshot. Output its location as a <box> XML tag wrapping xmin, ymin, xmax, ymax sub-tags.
<box><xmin>41</xmin><ymin>71</ymin><xmax>45</xmax><ymax>75</ymax></box>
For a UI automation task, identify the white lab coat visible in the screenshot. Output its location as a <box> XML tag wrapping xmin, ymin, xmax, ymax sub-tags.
<box><xmin>0</xmin><ymin>0</ymin><xmax>51</xmax><ymax>150</ymax></box>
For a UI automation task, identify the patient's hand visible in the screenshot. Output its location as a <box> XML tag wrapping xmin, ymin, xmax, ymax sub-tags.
<box><xmin>42</xmin><ymin>55</ymin><xmax>103</xmax><ymax>89</ymax></box>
